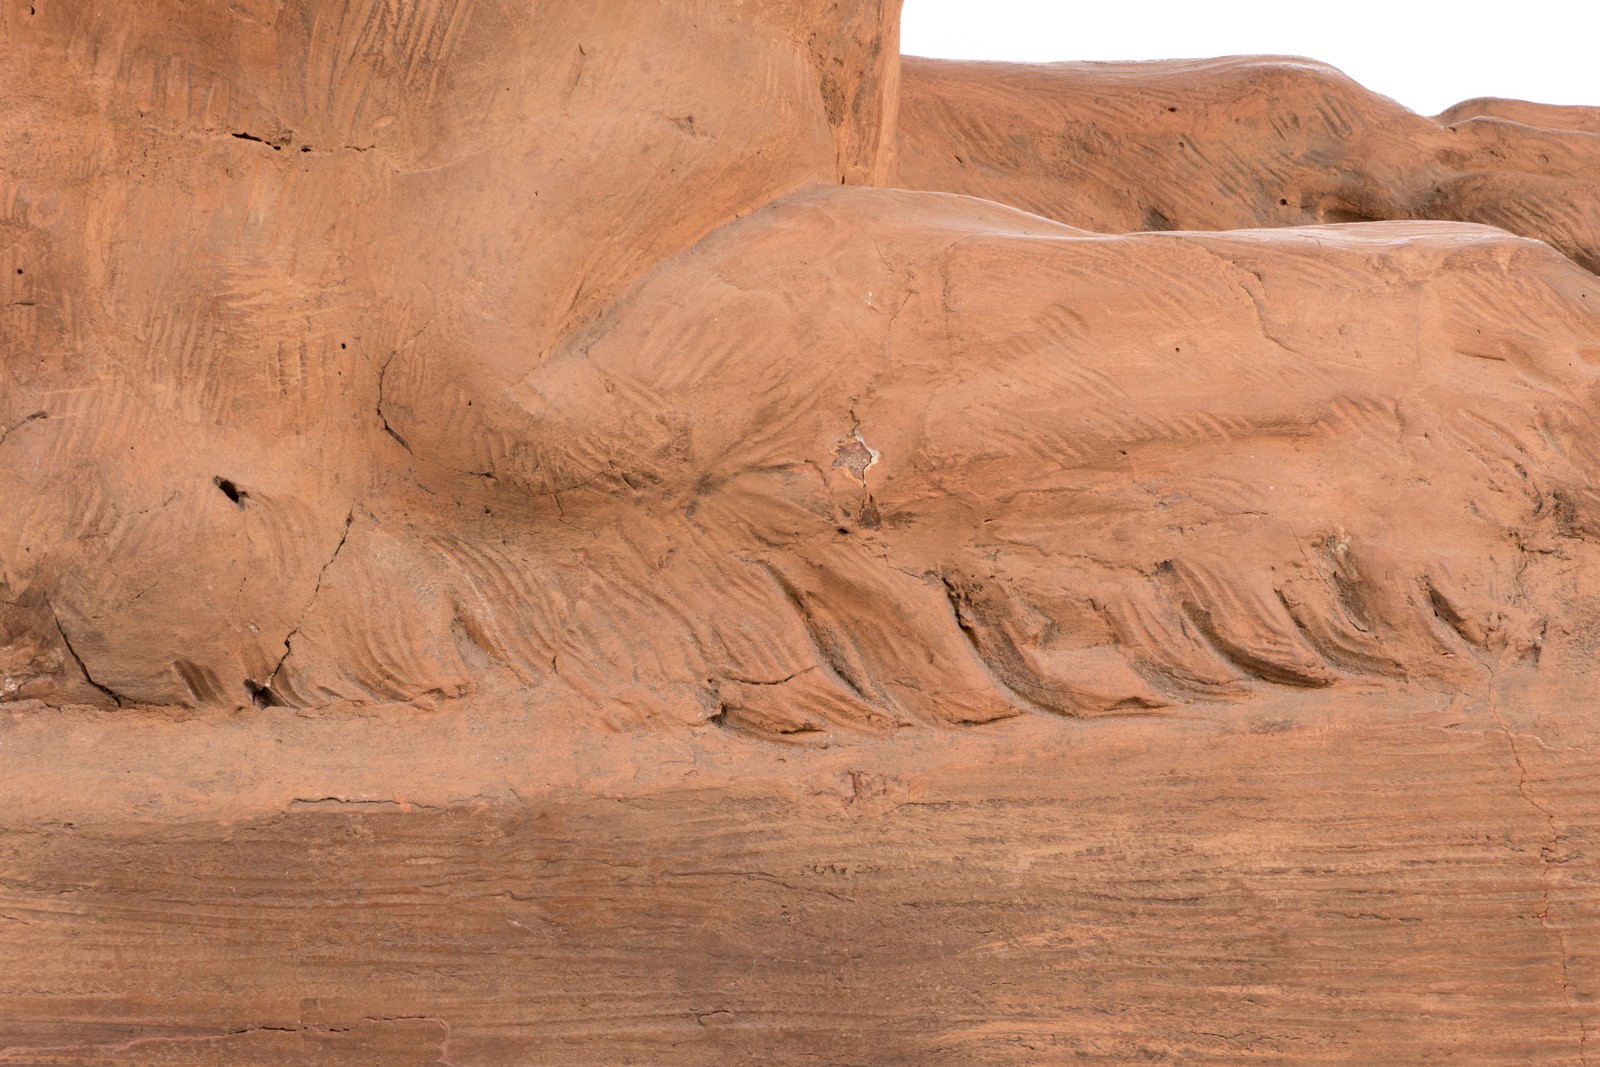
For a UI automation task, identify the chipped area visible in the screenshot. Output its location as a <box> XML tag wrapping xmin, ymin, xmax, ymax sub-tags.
<box><xmin>831</xmin><ymin>431</ymin><xmax>880</xmax><ymax>482</ymax></box>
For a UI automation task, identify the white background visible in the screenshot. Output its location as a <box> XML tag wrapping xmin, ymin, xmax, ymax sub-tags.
<box><xmin>900</xmin><ymin>0</ymin><xmax>1598</xmax><ymax>117</ymax></box>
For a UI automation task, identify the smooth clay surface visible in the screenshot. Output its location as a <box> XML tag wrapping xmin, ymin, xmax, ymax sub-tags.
<box><xmin>4</xmin><ymin>1</ymin><xmax>1600</xmax><ymax>1062</ymax></box>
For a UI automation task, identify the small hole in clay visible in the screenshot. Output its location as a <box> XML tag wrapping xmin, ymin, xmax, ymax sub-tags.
<box><xmin>243</xmin><ymin>680</ymin><xmax>277</xmax><ymax>708</ymax></box>
<box><xmin>213</xmin><ymin>476</ymin><xmax>246</xmax><ymax>506</ymax></box>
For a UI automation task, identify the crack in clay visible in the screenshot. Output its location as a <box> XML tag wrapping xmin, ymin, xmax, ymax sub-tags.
<box><xmin>375</xmin><ymin>316</ymin><xmax>440</xmax><ymax>455</ymax></box>
<box><xmin>45</xmin><ymin>600</ymin><xmax>125</xmax><ymax>707</ymax></box>
<box><xmin>376</xmin><ymin>352</ymin><xmax>414</xmax><ymax>453</ymax></box>
<box><xmin>257</xmin><ymin>510</ymin><xmax>355</xmax><ymax>704</ymax></box>
<box><xmin>720</xmin><ymin>666</ymin><xmax>817</xmax><ymax>687</ymax></box>
<box><xmin>228</xmin><ymin>130</ymin><xmax>374</xmax><ymax>154</ymax></box>
<box><xmin>288</xmin><ymin>796</ymin><xmax>441</xmax><ymax>813</ymax></box>
<box><xmin>0</xmin><ymin>411</ymin><xmax>46</xmax><ymax>450</ymax></box>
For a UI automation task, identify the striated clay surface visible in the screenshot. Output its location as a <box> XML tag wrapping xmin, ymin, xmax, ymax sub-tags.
<box><xmin>4</xmin><ymin>0</ymin><xmax>1600</xmax><ymax>1062</ymax></box>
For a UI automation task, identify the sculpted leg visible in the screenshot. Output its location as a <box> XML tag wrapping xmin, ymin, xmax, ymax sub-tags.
<box><xmin>897</xmin><ymin>56</ymin><xmax>1600</xmax><ymax>272</ymax></box>
<box><xmin>5</xmin><ymin>2</ymin><xmax>1599</xmax><ymax>735</ymax></box>
<box><xmin>428</xmin><ymin>187</ymin><xmax>1600</xmax><ymax>733</ymax></box>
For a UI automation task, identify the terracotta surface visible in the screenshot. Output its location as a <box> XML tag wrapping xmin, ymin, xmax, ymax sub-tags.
<box><xmin>897</xmin><ymin>56</ymin><xmax>1600</xmax><ymax>272</ymax></box>
<box><xmin>4</xmin><ymin>1</ymin><xmax>1600</xmax><ymax>1061</ymax></box>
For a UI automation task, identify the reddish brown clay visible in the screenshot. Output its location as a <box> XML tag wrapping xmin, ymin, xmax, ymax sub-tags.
<box><xmin>3</xmin><ymin>2</ymin><xmax>1600</xmax><ymax>1062</ymax></box>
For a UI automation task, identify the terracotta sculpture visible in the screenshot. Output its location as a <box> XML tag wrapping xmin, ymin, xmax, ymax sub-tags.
<box><xmin>3</xmin><ymin>3</ymin><xmax>1598</xmax><ymax>1058</ymax></box>
<box><xmin>6</xmin><ymin>0</ymin><xmax>1598</xmax><ymax>735</ymax></box>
